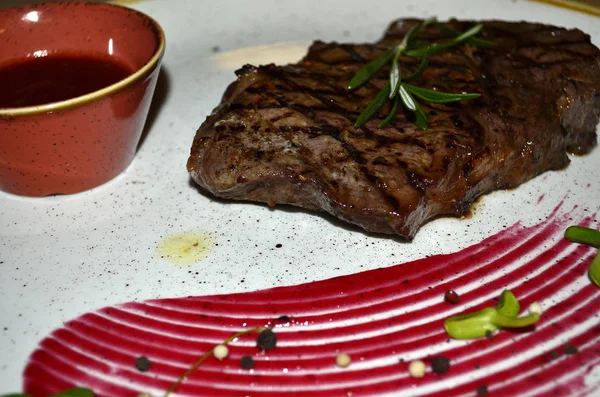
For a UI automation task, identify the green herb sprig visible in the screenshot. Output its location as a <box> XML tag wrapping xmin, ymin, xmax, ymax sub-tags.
<box><xmin>163</xmin><ymin>327</ymin><xmax>268</xmax><ymax>397</ymax></box>
<box><xmin>348</xmin><ymin>18</ymin><xmax>494</xmax><ymax>130</ymax></box>
<box><xmin>565</xmin><ymin>226</ymin><xmax>600</xmax><ymax>288</ymax></box>
<box><xmin>444</xmin><ymin>290</ymin><xmax>541</xmax><ymax>340</ymax></box>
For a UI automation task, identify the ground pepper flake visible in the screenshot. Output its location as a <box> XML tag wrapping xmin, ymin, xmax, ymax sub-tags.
<box><xmin>477</xmin><ymin>385</ymin><xmax>488</xmax><ymax>396</ymax></box>
<box><xmin>257</xmin><ymin>329</ymin><xmax>277</xmax><ymax>350</ymax></box>
<box><xmin>564</xmin><ymin>344</ymin><xmax>579</xmax><ymax>355</ymax></box>
<box><xmin>277</xmin><ymin>315</ymin><xmax>290</xmax><ymax>322</ymax></box>
<box><xmin>135</xmin><ymin>356</ymin><xmax>151</xmax><ymax>372</ymax></box>
<box><xmin>431</xmin><ymin>356</ymin><xmax>450</xmax><ymax>374</ymax></box>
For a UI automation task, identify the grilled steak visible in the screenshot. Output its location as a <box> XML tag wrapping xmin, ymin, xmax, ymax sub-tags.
<box><xmin>188</xmin><ymin>19</ymin><xmax>600</xmax><ymax>239</ymax></box>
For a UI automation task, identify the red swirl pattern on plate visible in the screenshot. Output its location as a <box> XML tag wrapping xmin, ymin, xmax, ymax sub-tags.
<box><xmin>24</xmin><ymin>206</ymin><xmax>600</xmax><ymax>396</ymax></box>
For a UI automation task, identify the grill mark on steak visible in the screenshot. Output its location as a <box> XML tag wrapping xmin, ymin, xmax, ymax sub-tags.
<box><xmin>257</xmin><ymin>79</ymin><xmax>369</xmax><ymax>166</ymax></box>
<box><xmin>188</xmin><ymin>19</ymin><xmax>600</xmax><ymax>239</ymax></box>
<box><xmin>279</xmin><ymin>71</ymin><xmax>355</xmax><ymax>121</ymax></box>
<box><xmin>339</xmin><ymin>45</ymin><xmax>368</xmax><ymax>61</ymax></box>
<box><xmin>265</xmin><ymin>68</ymin><xmax>407</xmax><ymax>210</ymax></box>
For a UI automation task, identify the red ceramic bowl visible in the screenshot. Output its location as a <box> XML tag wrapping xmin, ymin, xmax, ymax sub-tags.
<box><xmin>0</xmin><ymin>2</ymin><xmax>165</xmax><ymax>196</ymax></box>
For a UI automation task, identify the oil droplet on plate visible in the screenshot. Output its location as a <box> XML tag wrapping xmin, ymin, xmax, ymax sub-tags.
<box><xmin>156</xmin><ymin>231</ymin><xmax>216</xmax><ymax>265</ymax></box>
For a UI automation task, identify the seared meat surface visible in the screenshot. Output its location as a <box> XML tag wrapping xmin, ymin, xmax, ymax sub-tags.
<box><xmin>188</xmin><ymin>19</ymin><xmax>600</xmax><ymax>239</ymax></box>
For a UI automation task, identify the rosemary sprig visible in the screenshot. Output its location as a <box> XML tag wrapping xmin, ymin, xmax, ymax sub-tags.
<box><xmin>349</xmin><ymin>18</ymin><xmax>492</xmax><ymax>130</ymax></box>
<box><xmin>164</xmin><ymin>327</ymin><xmax>267</xmax><ymax>397</ymax></box>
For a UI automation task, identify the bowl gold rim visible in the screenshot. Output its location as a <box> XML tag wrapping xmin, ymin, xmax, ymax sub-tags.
<box><xmin>0</xmin><ymin>2</ymin><xmax>166</xmax><ymax>118</ymax></box>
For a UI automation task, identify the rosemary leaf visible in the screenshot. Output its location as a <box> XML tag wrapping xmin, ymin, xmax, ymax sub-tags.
<box><xmin>404</xmin><ymin>17</ymin><xmax>437</xmax><ymax>47</ymax></box>
<box><xmin>402</xmin><ymin>83</ymin><xmax>481</xmax><ymax>103</ymax></box>
<box><xmin>350</xmin><ymin>18</ymin><xmax>492</xmax><ymax>130</ymax></box>
<box><xmin>354</xmin><ymin>82</ymin><xmax>391</xmax><ymax>128</ymax></box>
<box><xmin>348</xmin><ymin>49</ymin><xmax>394</xmax><ymax>90</ymax></box>
<box><xmin>403</xmin><ymin>56</ymin><xmax>429</xmax><ymax>82</ymax></box>
<box><xmin>389</xmin><ymin>59</ymin><xmax>402</xmax><ymax>99</ymax></box>
<box><xmin>434</xmin><ymin>21</ymin><xmax>496</xmax><ymax>48</ymax></box>
<box><xmin>412</xmin><ymin>97</ymin><xmax>429</xmax><ymax>131</ymax></box>
<box><xmin>405</xmin><ymin>23</ymin><xmax>483</xmax><ymax>57</ymax></box>
<box><xmin>378</xmin><ymin>96</ymin><xmax>400</xmax><ymax>128</ymax></box>
<box><xmin>398</xmin><ymin>85</ymin><xmax>416</xmax><ymax>111</ymax></box>
<box><xmin>401</xmin><ymin>87</ymin><xmax>428</xmax><ymax>130</ymax></box>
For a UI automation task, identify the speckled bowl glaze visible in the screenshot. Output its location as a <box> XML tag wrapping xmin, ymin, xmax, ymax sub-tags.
<box><xmin>0</xmin><ymin>2</ymin><xmax>165</xmax><ymax>196</ymax></box>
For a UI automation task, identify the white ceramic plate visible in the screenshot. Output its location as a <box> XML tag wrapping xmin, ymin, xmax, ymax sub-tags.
<box><xmin>1</xmin><ymin>0</ymin><xmax>599</xmax><ymax>395</ymax></box>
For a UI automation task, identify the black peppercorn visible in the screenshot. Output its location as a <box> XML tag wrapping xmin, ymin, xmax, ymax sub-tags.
<box><xmin>431</xmin><ymin>356</ymin><xmax>450</xmax><ymax>374</ymax></box>
<box><xmin>135</xmin><ymin>356</ymin><xmax>151</xmax><ymax>372</ymax></box>
<box><xmin>240</xmin><ymin>355</ymin><xmax>255</xmax><ymax>369</ymax></box>
<box><xmin>256</xmin><ymin>329</ymin><xmax>277</xmax><ymax>351</ymax></box>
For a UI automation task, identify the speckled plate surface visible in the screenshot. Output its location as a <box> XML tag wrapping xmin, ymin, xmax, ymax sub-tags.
<box><xmin>1</xmin><ymin>0</ymin><xmax>599</xmax><ymax>395</ymax></box>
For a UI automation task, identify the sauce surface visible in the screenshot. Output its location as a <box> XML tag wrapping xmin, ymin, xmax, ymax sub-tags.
<box><xmin>0</xmin><ymin>53</ymin><xmax>133</xmax><ymax>108</ymax></box>
<box><xmin>22</xmin><ymin>206</ymin><xmax>600</xmax><ymax>396</ymax></box>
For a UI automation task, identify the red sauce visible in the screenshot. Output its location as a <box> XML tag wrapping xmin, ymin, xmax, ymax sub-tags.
<box><xmin>22</xmin><ymin>205</ymin><xmax>600</xmax><ymax>396</ymax></box>
<box><xmin>0</xmin><ymin>53</ymin><xmax>133</xmax><ymax>108</ymax></box>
